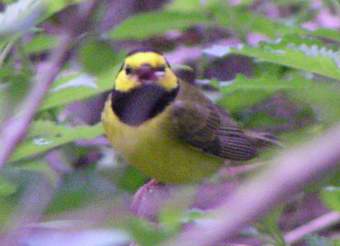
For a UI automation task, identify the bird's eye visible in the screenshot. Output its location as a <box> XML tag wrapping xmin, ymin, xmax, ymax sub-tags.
<box><xmin>125</xmin><ymin>67</ymin><xmax>132</xmax><ymax>75</ymax></box>
<box><xmin>157</xmin><ymin>66</ymin><xmax>166</xmax><ymax>72</ymax></box>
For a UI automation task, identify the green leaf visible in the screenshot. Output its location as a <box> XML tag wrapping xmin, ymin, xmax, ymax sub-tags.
<box><xmin>312</xmin><ymin>28</ymin><xmax>340</xmax><ymax>42</ymax></box>
<box><xmin>212</xmin><ymin>5</ymin><xmax>340</xmax><ymax>42</ymax></box>
<box><xmin>117</xmin><ymin>166</ymin><xmax>148</xmax><ymax>193</ymax></box>
<box><xmin>219</xmin><ymin>90</ymin><xmax>271</xmax><ymax>112</ymax></box>
<box><xmin>127</xmin><ymin>218</ymin><xmax>169</xmax><ymax>246</ymax></box>
<box><xmin>218</xmin><ymin>74</ymin><xmax>308</xmax><ymax>94</ymax></box>
<box><xmin>292</xmin><ymin>82</ymin><xmax>340</xmax><ymax>122</ymax></box>
<box><xmin>42</xmin><ymin>0</ymin><xmax>86</xmax><ymax>20</ymax></box>
<box><xmin>242</xmin><ymin>112</ymin><xmax>288</xmax><ymax>128</ymax></box>
<box><xmin>78</xmin><ymin>39</ymin><xmax>120</xmax><ymax>75</ymax></box>
<box><xmin>215</xmin><ymin>70</ymin><xmax>340</xmax><ymax>123</ymax></box>
<box><xmin>166</xmin><ymin>0</ymin><xmax>219</xmax><ymax>11</ymax></box>
<box><xmin>10</xmin><ymin>121</ymin><xmax>104</xmax><ymax>162</ymax></box>
<box><xmin>213</xmin><ymin>5</ymin><xmax>303</xmax><ymax>38</ymax></box>
<box><xmin>320</xmin><ymin>186</ymin><xmax>340</xmax><ymax>212</ymax></box>
<box><xmin>0</xmin><ymin>176</ymin><xmax>17</xmax><ymax>197</ymax></box>
<box><xmin>40</xmin><ymin>64</ymin><xmax>120</xmax><ymax>112</ymax></box>
<box><xmin>110</xmin><ymin>11</ymin><xmax>211</xmax><ymax>40</ymax></box>
<box><xmin>216</xmin><ymin>73</ymin><xmax>308</xmax><ymax>112</ymax></box>
<box><xmin>204</xmin><ymin>36</ymin><xmax>340</xmax><ymax>81</ymax></box>
<box><xmin>23</xmin><ymin>33</ymin><xmax>57</xmax><ymax>54</ymax></box>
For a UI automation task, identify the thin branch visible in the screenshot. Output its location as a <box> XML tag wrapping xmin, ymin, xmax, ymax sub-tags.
<box><xmin>222</xmin><ymin>163</ymin><xmax>264</xmax><ymax>177</ymax></box>
<box><xmin>285</xmin><ymin>211</ymin><xmax>340</xmax><ymax>244</ymax></box>
<box><xmin>165</xmin><ymin>124</ymin><xmax>340</xmax><ymax>246</ymax></box>
<box><xmin>0</xmin><ymin>34</ymin><xmax>71</xmax><ymax>166</ymax></box>
<box><xmin>0</xmin><ymin>39</ymin><xmax>15</xmax><ymax>67</ymax></box>
<box><xmin>0</xmin><ymin>0</ymin><xmax>98</xmax><ymax>167</ymax></box>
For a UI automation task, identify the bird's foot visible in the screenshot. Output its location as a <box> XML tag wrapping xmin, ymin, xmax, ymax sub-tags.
<box><xmin>131</xmin><ymin>179</ymin><xmax>158</xmax><ymax>213</ymax></box>
<box><xmin>131</xmin><ymin>179</ymin><xmax>173</xmax><ymax>221</ymax></box>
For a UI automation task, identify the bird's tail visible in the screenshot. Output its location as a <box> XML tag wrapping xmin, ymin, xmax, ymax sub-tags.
<box><xmin>244</xmin><ymin>130</ymin><xmax>284</xmax><ymax>148</ymax></box>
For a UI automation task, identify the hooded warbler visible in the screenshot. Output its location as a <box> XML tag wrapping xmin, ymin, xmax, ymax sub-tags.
<box><xmin>102</xmin><ymin>49</ymin><xmax>271</xmax><ymax>184</ymax></box>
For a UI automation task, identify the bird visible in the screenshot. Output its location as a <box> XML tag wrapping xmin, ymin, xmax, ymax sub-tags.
<box><xmin>102</xmin><ymin>49</ymin><xmax>278</xmax><ymax>184</ymax></box>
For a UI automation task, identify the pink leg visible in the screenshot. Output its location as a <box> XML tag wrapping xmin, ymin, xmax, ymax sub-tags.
<box><xmin>130</xmin><ymin>179</ymin><xmax>159</xmax><ymax>217</ymax></box>
<box><xmin>130</xmin><ymin>179</ymin><xmax>173</xmax><ymax>221</ymax></box>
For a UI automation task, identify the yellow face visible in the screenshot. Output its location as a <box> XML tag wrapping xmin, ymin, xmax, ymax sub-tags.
<box><xmin>115</xmin><ymin>51</ymin><xmax>178</xmax><ymax>92</ymax></box>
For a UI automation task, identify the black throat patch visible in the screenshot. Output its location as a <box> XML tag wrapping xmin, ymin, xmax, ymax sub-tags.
<box><xmin>111</xmin><ymin>84</ymin><xmax>179</xmax><ymax>126</ymax></box>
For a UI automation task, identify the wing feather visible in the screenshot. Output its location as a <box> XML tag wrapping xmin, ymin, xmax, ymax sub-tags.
<box><xmin>171</xmin><ymin>100</ymin><xmax>256</xmax><ymax>161</ymax></box>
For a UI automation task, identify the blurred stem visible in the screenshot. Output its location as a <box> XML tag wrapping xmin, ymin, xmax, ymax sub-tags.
<box><xmin>285</xmin><ymin>211</ymin><xmax>340</xmax><ymax>245</ymax></box>
<box><xmin>0</xmin><ymin>39</ymin><xmax>14</xmax><ymax>67</ymax></box>
<box><xmin>166</xmin><ymin>124</ymin><xmax>340</xmax><ymax>246</ymax></box>
<box><xmin>0</xmin><ymin>33</ymin><xmax>73</xmax><ymax>166</ymax></box>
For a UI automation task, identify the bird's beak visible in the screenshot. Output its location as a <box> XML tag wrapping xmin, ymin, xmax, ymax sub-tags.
<box><xmin>136</xmin><ymin>65</ymin><xmax>156</xmax><ymax>83</ymax></box>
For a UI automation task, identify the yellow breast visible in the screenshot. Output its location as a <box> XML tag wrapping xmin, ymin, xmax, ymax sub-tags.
<box><xmin>101</xmin><ymin>97</ymin><xmax>223</xmax><ymax>184</ymax></box>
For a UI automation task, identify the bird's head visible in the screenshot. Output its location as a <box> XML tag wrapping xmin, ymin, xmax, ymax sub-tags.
<box><xmin>115</xmin><ymin>49</ymin><xmax>178</xmax><ymax>92</ymax></box>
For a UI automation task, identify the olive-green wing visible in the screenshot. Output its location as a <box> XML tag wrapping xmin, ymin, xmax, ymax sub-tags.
<box><xmin>171</xmin><ymin>100</ymin><xmax>257</xmax><ymax>160</ymax></box>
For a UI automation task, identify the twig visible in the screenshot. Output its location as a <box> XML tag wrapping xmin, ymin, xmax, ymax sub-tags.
<box><xmin>0</xmin><ymin>39</ymin><xmax>14</xmax><ymax>67</ymax></box>
<box><xmin>284</xmin><ymin>211</ymin><xmax>340</xmax><ymax>245</ymax></box>
<box><xmin>222</xmin><ymin>163</ymin><xmax>264</xmax><ymax>177</ymax></box>
<box><xmin>45</xmin><ymin>150</ymin><xmax>72</xmax><ymax>175</ymax></box>
<box><xmin>164</xmin><ymin>124</ymin><xmax>340</xmax><ymax>246</ymax></box>
<box><xmin>0</xmin><ymin>0</ymin><xmax>98</xmax><ymax>167</ymax></box>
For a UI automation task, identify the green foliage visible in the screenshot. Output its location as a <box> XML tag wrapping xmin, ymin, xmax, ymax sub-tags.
<box><xmin>40</xmin><ymin>66</ymin><xmax>120</xmax><ymax>111</ymax></box>
<box><xmin>127</xmin><ymin>218</ymin><xmax>170</xmax><ymax>246</ymax></box>
<box><xmin>110</xmin><ymin>11</ymin><xmax>211</xmax><ymax>40</ymax></box>
<box><xmin>0</xmin><ymin>0</ymin><xmax>339</xmax><ymax>244</ymax></box>
<box><xmin>312</xmin><ymin>28</ymin><xmax>340</xmax><ymax>42</ymax></box>
<box><xmin>213</xmin><ymin>5</ymin><xmax>302</xmax><ymax>38</ymax></box>
<box><xmin>166</xmin><ymin>0</ymin><xmax>220</xmax><ymax>11</ymax></box>
<box><xmin>43</xmin><ymin>0</ymin><xmax>86</xmax><ymax>20</ymax></box>
<box><xmin>211</xmin><ymin>3</ymin><xmax>340</xmax><ymax>42</ymax></box>
<box><xmin>256</xmin><ymin>207</ymin><xmax>286</xmax><ymax>246</ymax></box>
<box><xmin>126</xmin><ymin>206</ymin><xmax>204</xmax><ymax>246</ymax></box>
<box><xmin>204</xmin><ymin>35</ymin><xmax>340</xmax><ymax>81</ymax></box>
<box><xmin>116</xmin><ymin>166</ymin><xmax>148</xmax><ymax>192</ymax></box>
<box><xmin>215</xmin><ymin>71</ymin><xmax>340</xmax><ymax>125</ymax></box>
<box><xmin>23</xmin><ymin>33</ymin><xmax>57</xmax><ymax>54</ymax></box>
<box><xmin>0</xmin><ymin>176</ymin><xmax>17</xmax><ymax>197</ymax></box>
<box><xmin>78</xmin><ymin>39</ymin><xmax>121</xmax><ymax>75</ymax></box>
<box><xmin>47</xmin><ymin>168</ymin><xmax>116</xmax><ymax>214</ymax></box>
<box><xmin>321</xmin><ymin>186</ymin><xmax>340</xmax><ymax>212</ymax></box>
<box><xmin>11</xmin><ymin>121</ymin><xmax>104</xmax><ymax>162</ymax></box>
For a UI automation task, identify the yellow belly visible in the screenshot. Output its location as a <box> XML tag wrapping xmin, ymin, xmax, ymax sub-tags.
<box><xmin>102</xmin><ymin>99</ymin><xmax>223</xmax><ymax>184</ymax></box>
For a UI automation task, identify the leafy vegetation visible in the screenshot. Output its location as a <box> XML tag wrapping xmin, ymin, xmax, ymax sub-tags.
<box><xmin>0</xmin><ymin>0</ymin><xmax>339</xmax><ymax>245</ymax></box>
